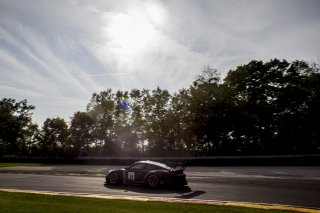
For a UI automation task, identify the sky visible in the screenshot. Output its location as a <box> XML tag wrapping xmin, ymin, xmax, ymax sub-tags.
<box><xmin>1</xmin><ymin>0</ymin><xmax>320</xmax><ymax>125</ymax></box>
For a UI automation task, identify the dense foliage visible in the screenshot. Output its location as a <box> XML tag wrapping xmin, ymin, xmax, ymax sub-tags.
<box><xmin>1</xmin><ymin>59</ymin><xmax>319</xmax><ymax>157</ymax></box>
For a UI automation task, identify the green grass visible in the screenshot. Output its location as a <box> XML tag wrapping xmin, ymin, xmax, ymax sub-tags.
<box><xmin>0</xmin><ymin>163</ymin><xmax>57</xmax><ymax>167</ymax></box>
<box><xmin>0</xmin><ymin>191</ymin><xmax>292</xmax><ymax>213</ymax></box>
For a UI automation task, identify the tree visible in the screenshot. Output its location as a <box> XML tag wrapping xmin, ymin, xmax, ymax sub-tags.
<box><xmin>0</xmin><ymin>98</ymin><xmax>36</xmax><ymax>155</ymax></box>
<box><xmin>38</xmin><ymin>118</ymin><xmax>71</xmax><ymax>157</ymax></box>
<box><xmin>143</xmin><ymin>87</ymin><xmax>171</xmax><ymax>156</ymax></box>
<box><xmin>2</xmin><ymin>59</ymin><xmax>318</xmax><ymax>158</ymax></box>
<box><xmin>224</xmin><ymin>59</ymin><xmax>320</xmax><ymax>154</ymax></box>
<box><xmin>113</xmin><ymin>90</ymin><xmax>139</xmax><ymax>156</ymax></box>
<box><xmin>87</xmin><ymin>90</ymin><xmax>117</xmax><ymax>156</ymax></box>
<box><xmin>223</xmin><ymin>60</ymin><xmax>284</xmax><ymax>154</ymax></box>
<box><xmin>70</xmin><ymin>111</ymin><xmax>94</xmax><ymax>157</ymax></box>
<box><xmin>130</xmin><ymin>89</ymin><xmax>148</xmax><ymax>155</ymax></box>
<box><xmin>187</xmin><ymin>66</ymin><xmax>235</xmax><ymax>155</ymax></box>
<box><xmin>164</xmin><ymin>88</ymin><xmax>192</xmax><ymax>156</ymax></box>
<box><xmin>273</xmin><ymin>61</ymin><xmax>320</xmax><ymax>153</ymax></box>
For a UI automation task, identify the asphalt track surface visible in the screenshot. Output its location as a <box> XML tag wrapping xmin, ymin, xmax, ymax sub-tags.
<box><xmin>0</xmin><ymin>166</ymin><xmax>320</xmax><ymax>209</ymax></box>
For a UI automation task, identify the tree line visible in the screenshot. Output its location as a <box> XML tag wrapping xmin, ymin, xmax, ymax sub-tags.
<box><xmin>1</xmin><ymin>59</ymin><xmax>319</xmax><ymax>158</ymax></box>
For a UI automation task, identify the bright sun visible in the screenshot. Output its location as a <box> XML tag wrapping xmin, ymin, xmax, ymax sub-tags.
<box><xmin>107</xmin><ymin>13</ymin><xmax>154</xmax><ymax>54</ymax></box>
<box><xmin>104</xmin><ymin>4</ymin><xmax>166</xmax><ymax>59</ymax></box>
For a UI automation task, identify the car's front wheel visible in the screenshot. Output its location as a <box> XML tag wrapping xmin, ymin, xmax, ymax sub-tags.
<box><xmin>108</xmin><ymin>172</ymin><xmax>119</xmax><ymax>185</ymax></box>
<box><xmin>147</xmin><ymin>174</ymin><xmax>159</xmax><ymax>188</ymax></box>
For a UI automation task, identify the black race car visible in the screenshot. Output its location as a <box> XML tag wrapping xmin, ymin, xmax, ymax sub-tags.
<box><xmin>105</xmin><ymin>160</ymin><xmax>187</xmax><ymax>188</ymax></box>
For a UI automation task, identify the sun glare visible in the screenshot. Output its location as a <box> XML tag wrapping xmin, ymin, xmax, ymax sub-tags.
<box><xmin>107</xmin><ymin>13</ymin><xmax>155</xmax><ymax>55</ymax></box>
<box><xmin>104</xmin><ymin>4</ymin><xmax>166</xmax><ymax>60</ymax></box>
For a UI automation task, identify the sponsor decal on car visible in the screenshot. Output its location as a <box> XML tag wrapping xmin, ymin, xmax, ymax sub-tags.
<box><xmin>128</xmin><ymin>172</ymin><xmax>135</xmax><ymax>180</ymax></box>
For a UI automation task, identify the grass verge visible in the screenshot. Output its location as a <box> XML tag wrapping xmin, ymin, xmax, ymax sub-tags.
<box><xmin>0</xmin><ymin>191</ymin><xmax>293</xmax><ymax>213</ymax></box>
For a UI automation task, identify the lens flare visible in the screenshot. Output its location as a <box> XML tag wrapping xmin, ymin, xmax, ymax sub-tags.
<box><xmin>119</xmin><ymin>98</ymin><xmax>130</xmax><ymax>109</ymax></box>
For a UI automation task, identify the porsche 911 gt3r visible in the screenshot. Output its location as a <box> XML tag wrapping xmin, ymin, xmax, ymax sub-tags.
<box><xmin>105</xmin><ymin>160</ymin><xmax>187</xmax><ymax>188</ymax></box>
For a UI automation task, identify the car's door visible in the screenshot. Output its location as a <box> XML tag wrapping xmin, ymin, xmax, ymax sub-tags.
<box><xmin>125</xmin><ymin>163</ymin><xmax>148</xmax><ymax>184</ymax></box>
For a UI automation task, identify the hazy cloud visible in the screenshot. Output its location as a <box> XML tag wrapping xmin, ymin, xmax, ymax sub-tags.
<box><xmin>0</xmin><ymin>0</ymin><xmax>319</xmax><ymax>124</ymax></box>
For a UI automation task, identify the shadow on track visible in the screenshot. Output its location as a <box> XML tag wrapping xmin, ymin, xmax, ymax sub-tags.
<box><xmin>175</xmin><ymin>190</ymin><xmax>206</xmax><ymax>199</ymax></box>
<box><xmin>104</xmin><ymin>184</ymin><xmax>190</xmax><ymax>193</ymax></box>
<box><xmin>103</xmin><ymin>184</ymin><xmax>205</xmax><ymax>199</ymax></box>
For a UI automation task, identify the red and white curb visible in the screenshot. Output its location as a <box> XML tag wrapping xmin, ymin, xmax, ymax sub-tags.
<box><xmin>0</xmin><ymin>188</ymin><xmax>319</xmax><ymax>213</ymax></box>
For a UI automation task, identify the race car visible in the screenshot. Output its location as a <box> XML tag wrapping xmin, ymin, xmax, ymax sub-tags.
<box><xmin>105</xmin><ymin>160</ymin><xmax>187</xmax><ymax>188</ymax></box>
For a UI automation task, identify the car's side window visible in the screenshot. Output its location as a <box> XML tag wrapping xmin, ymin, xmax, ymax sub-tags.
<box><xmin>147</xmin><ymin>164</ymin><xmax>160</xmax><ymax>170</ymax></box>
<box><xmin>130</xmin><ymin>163</ymin><xmax>146</xmax><ymax>170</ymax></box>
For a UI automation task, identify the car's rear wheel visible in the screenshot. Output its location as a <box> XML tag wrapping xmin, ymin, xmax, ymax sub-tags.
<box><xmin>108</xmin><ymin>172</ymin><xmax>119</xmax><ymax>185</ymax></box>
<box><xmin>147</xmin><ymin>174</ymin><xmax>159</xmax><ymax>188</ymax></box>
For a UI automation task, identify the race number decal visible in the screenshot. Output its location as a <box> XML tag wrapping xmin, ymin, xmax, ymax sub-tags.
<box><xmin>128</xmin><ymin>172</ymin><xmax>135</xmax><ymax>180</ymax></box>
